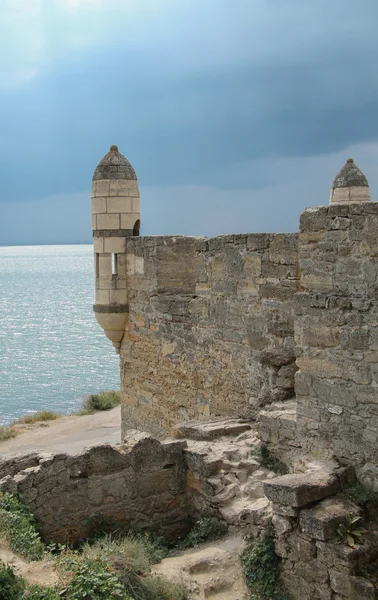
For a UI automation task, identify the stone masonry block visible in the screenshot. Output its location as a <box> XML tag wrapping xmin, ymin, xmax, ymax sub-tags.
<box><xmin>94</xmin><ymin>180</ymin><xmax>110</xmax><ymax>196</ymax></box>
<box><xmin>110</xmin><ymin>289</ymin><xmax>127</xmax><ymax>304</ymax></box>
<box><xmin>97</xmin><ymin>213</ymin><xmax>120</xmax><ymax>230</ymax></box>
<box><xmin>263</xmin><ymin>468</ymin><xmax>355</xmax><ymax>507</ymax></box>
<box><xmin>95</xmin><ymin>289</ymin><xmax>110</xmax><ymax>304</ymax></box>
<box><xmin>107</xmin><ymin>197</ymin><xmax>133</xmax><ymax>214</ymax></box>
<box><xmin>104</xmin><ymin>237</ymin><xmax>126</xmax><ymax>254</ymax></box>
<box><xmin>91</xmin><ymin>197</ymin><xmax>107</xmax><ymax>214</ymax></box>
<box><xmin>93</xmin><ymin>237</ymin><xmax>104</xmax><ymax>253</ymax></box>
<box><xmin>99</xmin><ymin>254</ymin><xmax>112</xmax><ymax>276</ymax></box>
<box><xmin>132</xmin><ymin>197</ymin><xmax>140</xmax><ymax>212</ymax></box>
<box><xmin>300</xmin><ymin>497</ymin><xmax>360</xmax><ymax>540</ymax></box>
<box><xmin>120</xmin><ymin>213</ymin><xmax>140</xmax><ymax>229</ymax></box>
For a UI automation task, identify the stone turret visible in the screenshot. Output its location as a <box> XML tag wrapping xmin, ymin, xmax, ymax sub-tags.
<box><xmin>329</xmin><ymin>158</ymin><xmax>370</xmax><ymax>204</ymax></box>
<box><xmin>91</xmin><ymin>145</ymin><xmax>140</xmax><ymax>353</ymax></box>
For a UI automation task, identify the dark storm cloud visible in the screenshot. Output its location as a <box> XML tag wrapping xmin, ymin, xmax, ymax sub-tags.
<box><xmin>0</xmin><ymin>0</ymin><xmax>378</xmax><ymax>242</ymax></box>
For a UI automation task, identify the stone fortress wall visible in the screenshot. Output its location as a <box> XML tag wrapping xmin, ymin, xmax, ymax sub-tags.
<box><xmin>91</xmin><ymin>149</ymin><xmax>377</xmax><ymax>478</ymax></box>
<box><xmin>121</xmin><ymin>233</ymin><xmax>298</xmax><ymax>437</ymax></box>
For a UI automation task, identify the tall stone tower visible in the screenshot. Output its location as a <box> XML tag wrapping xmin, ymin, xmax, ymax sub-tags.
<box><xmin>329</xmin><ymin>158</ymin><xmax>370</xmax><ymax>204</ymax></box>
<box><xmin>91</xmin><ymin>145</ymin><xmax>140</xmax><ymax>353</ymax></box>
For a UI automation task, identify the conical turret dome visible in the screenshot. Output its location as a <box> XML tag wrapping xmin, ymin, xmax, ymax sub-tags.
<box><xmin>93</xmin><ymin>145</ymin><xmax>137</xmax><ymax>181</ymax></box>
<box><xmin>329</xmin><ymin>158</ymin><xmax>370</xmax><ymax>204</ymax></box>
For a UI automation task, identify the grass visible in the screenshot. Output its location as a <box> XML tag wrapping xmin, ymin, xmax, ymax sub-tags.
<box><xmin>0</xmin><ymin>493</ymin><xmax>188</xmax><ymax>600</ymax></box>
<box><xmin>255</xmin><ymin>444</ymin><xmax>288</xmax><ymax>475</ymax></box>
<box><xmin>58</xmin><ymin>533</ymin><xmax>188</xmax><ymax>600</ymax></box>
<box><xmin>0</xmin><ymin>411</ymin><xmax>59</xmax><ymax>442</ymax></box>
<box><xmin>0</xmin><ymin>425</ymin><xmax>16</xmax><ymax>441</ymax></box>
<box><xmin>14</xmin><ymin>410</ymin><xmax>59</xmax><ymax>425</ymax></box>
<box><xmin>81</xmin><ymin>391</ymin><xmax>121</xmax><ymax>413</ymax></box>
<box><xmin>0</xmin><ymin>492</ymin><xmax>45</xmax><ymax>561</ymax></box>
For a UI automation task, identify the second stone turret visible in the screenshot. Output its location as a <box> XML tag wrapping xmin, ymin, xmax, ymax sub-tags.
<box><xmin>329</xmin><ymin>158</ymin><xmax>370</xmax><ymax>204</ymax></box>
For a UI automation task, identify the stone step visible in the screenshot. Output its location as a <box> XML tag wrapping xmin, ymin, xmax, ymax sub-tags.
<box><xmin>175</xmin><ymin>418</ymin><xmax>252</xmax><ymax>441</ymax></box>
<box><xmin>259</xmin><ymin>399</ymin><xmax>298</xmax><ymax>446</ymax></box>
<box><xmin>264</xmin><ymin>466</ymin><xmax>355</xmax><ymax>508</ymax></box>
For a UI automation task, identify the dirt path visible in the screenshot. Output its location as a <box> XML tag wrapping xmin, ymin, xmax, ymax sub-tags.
<box><xmin>0</xmin><ymin>406</ymin><xmax>121</xmax><ymax>457</ymax></box>
<box><xmin>153</xmin><ymin>535</ymin><xmax>249</xmax><ymax>600</ymax></box>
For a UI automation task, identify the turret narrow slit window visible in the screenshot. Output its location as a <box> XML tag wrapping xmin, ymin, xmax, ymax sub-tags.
<box><xmin>95</xmin><ymin>253</ymin><xmax>99</xmax><ymax>278</ymax></box>
<box><xmin>112</xmin><ymin>253</ymin><xmax>118</xmax><ymax>276</ymax></box>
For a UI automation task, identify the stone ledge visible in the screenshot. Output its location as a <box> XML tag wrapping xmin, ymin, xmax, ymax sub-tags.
<box><xmin>263</xmin><ymin>467</ymin><xmax>355</xmax><ymax>508</ymax></box>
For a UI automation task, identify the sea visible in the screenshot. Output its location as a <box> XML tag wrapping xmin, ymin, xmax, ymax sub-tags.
<box><xmin>0</xmin><ymin>245</ymin><xmax>119</xmax><ymax>426</ymax></box>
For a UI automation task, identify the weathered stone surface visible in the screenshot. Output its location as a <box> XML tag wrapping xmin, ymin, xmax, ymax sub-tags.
<box><xmin>1</xmin><ymin>439</ymin><xmax>189</xmax><ymax>544</ymax></box>
<box><xmin>263</xmin><ymin>468</ymin><xmax>354</xmax><ymax>507</ymax></box>
<box><xmin>174</xmin><ymin>419</ymin><xmax>251</xmax><ymax>441</ymax></box>
<box><xmin>120</xmin><ymin>233</ymin><xmax>298</xmax><ymax>436</ymax></box>
<box><xmin>300</xmin><ymin>497</ymin><xmax>360</xmax><ymax>540</ymax></box>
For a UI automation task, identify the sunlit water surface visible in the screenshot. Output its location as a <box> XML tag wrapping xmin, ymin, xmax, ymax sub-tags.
<box><xmin>0</xmin><ymin>245</ymin><xmax>119</xmax><ymax>426</ymax></box>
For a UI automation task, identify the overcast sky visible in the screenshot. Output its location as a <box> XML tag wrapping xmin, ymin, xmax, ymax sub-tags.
<box><xmin>1</xmin><ymin>0</ymin><xmax>378</xmax><ymax>244</ymax></box>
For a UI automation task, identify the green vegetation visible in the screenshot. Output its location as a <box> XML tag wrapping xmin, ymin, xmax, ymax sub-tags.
<box><xmin>0</xmin><ymin>493</ymin><xmax>188</xmax><ymax>600</ymax></box>
<box><xmin>62</xmin><ymin>536</ymin><xmax>187</xmax><ymax>600</ymax></box>
<box><xmin>24</xmin><ymin>586</ymin><xmax>62</xmax><ymax>599</ymax></box>
<box><xmin>63</xmin><ymin>556</ymin><xmax>126</xmax><ymax>599</ymax></box>
<box><xmin>0</xmin><ymin>495</ymin><xmax>224</xmax><ymax>600</ymax></box>
<box><xmin>241</xmin><ymin>524</ymin><xmax>290</xmax><ymax>600</ymax></box>
<box><xmin>177</xmin><ymin>517</ymin><xmax>227</xmax><ymax>549</ymax></box>
<box><xmin>341</xmin><ymin>480</ymin><xmax>377</xmax><ymax>509</ymax></box>
<box><xmin>255</xmin><ymin>444</ymin><xmax>288</xmax><ymax>475</ymax></box>
<box><xmin>336</xmin><ymin>514</ymin><xmax>367</xmax><ymax>548</ymax></box>
<box><xmin>0</xmin><ymin>561</ymin><xmax>25</xmax><ymax>599</ymax></box>
<box><xmin>0</xmin><ymin>425</ymin><xmax>16</xmax><ymax>441</ymax></box>
<box><xmin>0</xmin><ymin>493</ymin><xmax>45</xmax><ymax>561</ymax></box>
<box><xmin>15</xmin><ymin>411</ymin><xmax>59</xmax><ymax>425</ymax></box>
<box><xmin>82</xmin><ymin>391</ymin><xmax>121</xmax><ymax>413</ymax></box>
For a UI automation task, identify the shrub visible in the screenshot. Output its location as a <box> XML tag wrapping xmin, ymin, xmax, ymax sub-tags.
<box><xmin>81</xmin><ymin>532</ymin><xmax>168</xmax><ymax>573</ymax></box>
<box><xmin>178</xmin><ymin>517</ymin><xmax>227</xmax><ymax>549</ymax></box>
<box><xmin>70</xmin><ymin>532</ymin><xmax>187</xmax><ymax>600</ymax></box>
<box><xmin>0</xmin><ymin>561</ymin><xmax>25</xmax><ymax>599</ymax></box>
<box><xmin>82</xmin><ymin>391</ymin><xmax>121</xmax><ymax>412</ymax></box>
<box><xmin>255</xmin><ymin>445</ymin><xmax>288</xmax><ymax>475</ymax></box>
<box><xmin>0</xmin><ymin>425</ymin><xmax>16</xmax><ymax>441</ymax></box>
<box><xmin>65</xmin><ymin>556</ymin><xmax>127</xmax><ymax>599</ymax></box>
<box><xmin>15</xmin><ymin>411</ymin><xmax>59</xmax><ymax>425</ymax></box>
<box><xmin>241</xmin><ymin>524</ymin><xmax>290</xmax><ymax>600</ymax></box>
<box><xmin>0</xmin><ymin>493</ymin><xmax>44</xmax><ymax>561</ymax></box>
<box><xmin>24</xmin><ymin>586</ymin><xmax>62</xmax><ymax>599</ymax></box>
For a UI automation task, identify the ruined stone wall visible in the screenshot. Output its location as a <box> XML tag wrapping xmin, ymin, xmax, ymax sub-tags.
<box><xmin>265</xmin><ymin>470</ymin><xmax>377</xmax><ymax>600</ymax></box>
<box><xmin>121</xmin><ymin>233</ymin><xmax>298</xmax><ymax>437</ymax></box>
<box><xmin>0</xmin><ymin>434</ymin><xmax>189</xmax><ymax>544</ymax></box>
<box><xmin>295</xmin><ymin>203</ymin><xmax>378</xmax><ymax>474</ymax></box>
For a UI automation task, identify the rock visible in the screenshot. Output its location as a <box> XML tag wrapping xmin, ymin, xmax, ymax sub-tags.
<box><xmin>272</xmin><ymin>514</ymin><xmax>293</xmax><ymax>536</ymax></box>
<box><xmin>272</xmin><ymin>502</ymin><xmax>299</xmax><ymax>517</ymax></box>
<box><xmin>213</xmin><ymin>483</ymin><xmax>240</xmax><ymax>506</ymax></box>
<box><xmin>174</xmin><ymin>419</ymin><xmax>252</xmax><ymax>441</ymax></box>
<box><xmin>263</xmin><ymin>467</ymin><xmax>355</xmax><ymax>507</ymax></box>
<box><xmin>259</xmin><ymin>348</ymin><xmax>295</xmax><ymax>367</ymax></box>
<box><xmin>300</xmin><ymin>497</ymin><xmax>360</xmax><ymax>541</ymax></box>
<box><xmin>243</xmin><ymin>479</ymin><xmax>264</xmax><ymax>499</ymax></box>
